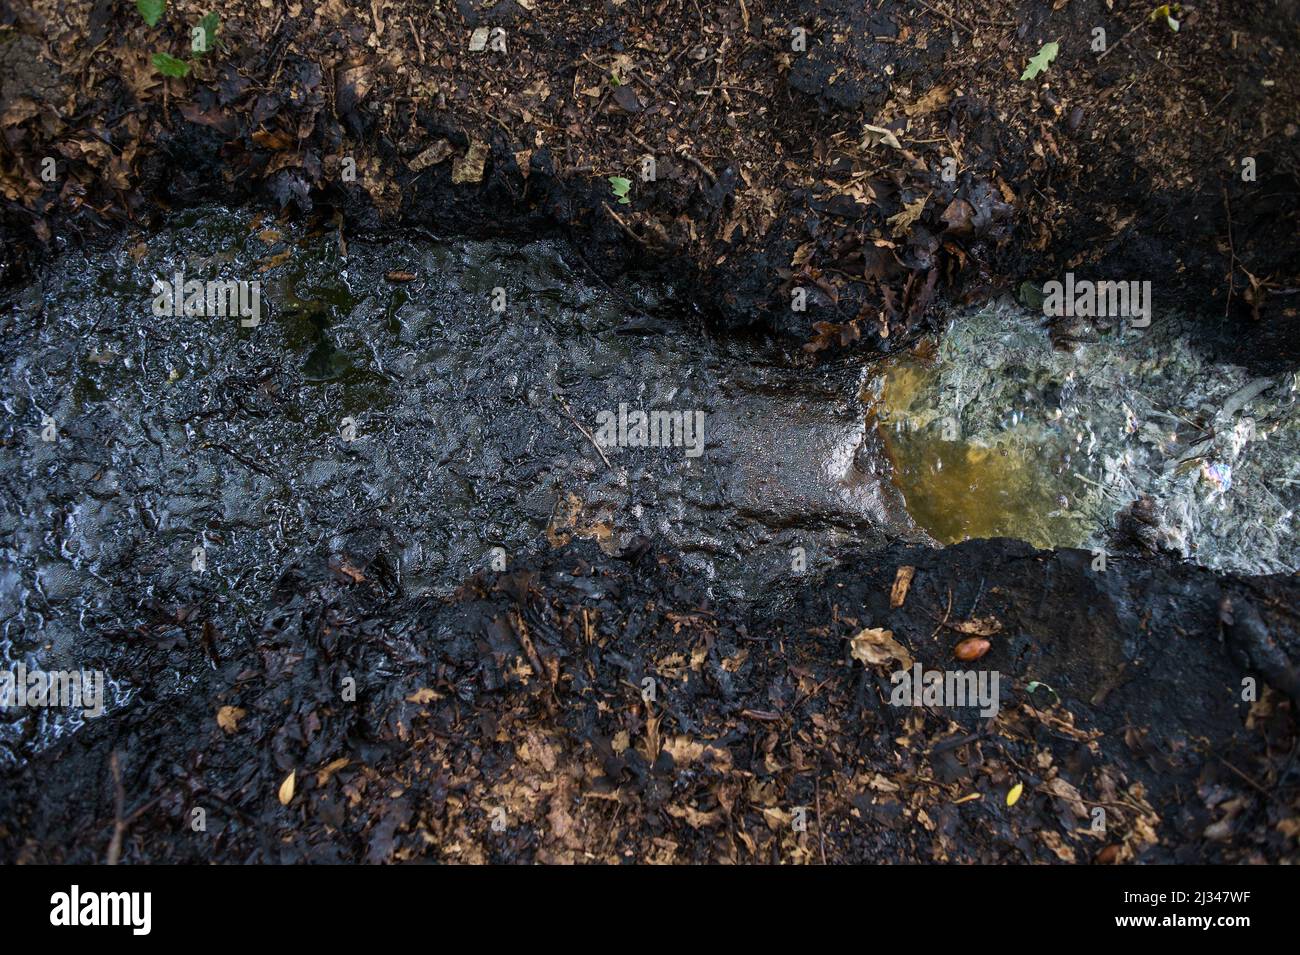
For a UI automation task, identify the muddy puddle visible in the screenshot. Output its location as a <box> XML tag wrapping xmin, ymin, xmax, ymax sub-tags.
<box><xmin>3</xmin><ymin>206</ymin><xmax>1298</xmax><ymax>765</ymax></box>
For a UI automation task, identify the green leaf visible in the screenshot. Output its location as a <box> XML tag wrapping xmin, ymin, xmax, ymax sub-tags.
<box><xmin>136</xmin><ymin>0</ymin><xmax>166</xmax><ymax>27</ymax></box>
<box><xmin>609</xmin><ymin>176</ymin><xmax>631</xmax><ymax>205</ymax></box>
<box><xmin>1020</xmin><ymin>41</ymin><xmax>1059</xmax><ymax>82</ymax></box>
<box><xmin>193</xmin><ymin>12</ymin><xmax>220</xmax><ymax>55</ymax></box>
<box><xmin>152</xmin><ymin>52</ymin><xmax>191</xmax><ymax>78</ymax></box>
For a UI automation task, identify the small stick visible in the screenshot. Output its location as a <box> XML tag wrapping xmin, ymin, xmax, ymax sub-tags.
<box><xmin>676</xmin><ymin>149</ymin><xmax>718</xmax><ymax>183</ymax></box>
<box><xmin>602</xmin><ymin>201</ymin><xmax>647</xmax><ymax>246</ymax></box>
<box><xmin>1098</xmin><ymin>22</ymin><xmax>1144</xmax><ymax>62</ymax></box>
<box><xmin>557</xmin><ymin>397</ymin><xmax>613</xmax><ymax>470</ymax></box>
<box><xmin>916</xmin><ymin>0</ymin><xmax>974</xmax><ymax>35</ymax></box>
<box><xmin>1222</xmin><ymin>185</ymin><xmax>1237</xmax><ymax>319</ymax></box>
<box><xmin>107</xmin><ymin>751</ymin><xmax>126</xmax><ymax>865</ymax></box>
<box><xmin>814</xmin><ymin>775</ymin><xmax>828</xmax><ymax>865</ymax></box>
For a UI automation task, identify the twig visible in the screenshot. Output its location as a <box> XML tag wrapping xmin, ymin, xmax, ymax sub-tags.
<box><xmin>602</xmin><ymin>201</ymin><xmax>647</xmax><ymax>246</ymax></box>
<box><xmin>1097</xmin><ymin>22</ymin><xmax>1144</xmax><ymax>62</ymax></box>
<box><xmin>814</xmin><ymin>775</ymin><xmax>828</xmax><ymax>865</ymax></box>
<box><xmin>916</xmin><ymin>0</ymin><xmax>974</xmax><ymax>35</ymax></box>
<box><xmin>407</xmin><ymin>16</ymin><xmax>425</xmax><ymax>64</ymax></box>
<box><xmin>929</xmin><ymin>586</ymin><xmax>954</xmax><ymax>640</ymax></box>
<box><xmin>676</xmin><ymin>148</ymin><xmax>717</xmax><ymax>184</ymax></box>
<box><xmin>1218</xmin><ymin>756</ymin><xmax>1279</xmax><ymax>802</ymax></box>
<box><xmin>106</xmin><ymin>751</ymin><xmax>126</xmax><ymax>865</ymax></box>
<box><xmin>1223</xmin><ymin>184</ymin><xmax>1237</xmax><ymax>319</ymax></box>
<box><xmin>556</xmin><ymin>397</ymin><xmax>614</xmax><ymax>471</ymax></box>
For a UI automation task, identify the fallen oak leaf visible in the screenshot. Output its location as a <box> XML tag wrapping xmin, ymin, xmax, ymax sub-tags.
<box><xmin>1020</xmin><ymin>41</ymin><xmax>1060</xmax><ymax>81</ymax></box>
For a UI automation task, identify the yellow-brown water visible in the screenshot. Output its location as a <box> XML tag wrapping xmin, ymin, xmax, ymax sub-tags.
<box><xmin>865</xmin><ymin>348</ymin><xmax>1091</xmax><ymax>549</ymax></box>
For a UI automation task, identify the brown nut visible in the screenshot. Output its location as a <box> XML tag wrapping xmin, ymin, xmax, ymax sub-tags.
<box><xmin>954</xmin><ymin>637</ymin><xmax>991</xmax><ymax>661</ymax></box>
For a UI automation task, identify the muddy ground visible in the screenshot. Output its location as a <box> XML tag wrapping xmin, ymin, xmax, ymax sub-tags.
<box><xmin>2</xmin><ymin>0</ymin><xmax>1297</xmax><ymax>363</ymax></box>
<box><xmin>0</xmin><ymin>1</ymin><xmax>1299</xmax><ymax>863</ymax></box>
<box><xmin>3</xmin><ymin>536</ymin><xmax>1299</xmax><ymax>864</ymax></box>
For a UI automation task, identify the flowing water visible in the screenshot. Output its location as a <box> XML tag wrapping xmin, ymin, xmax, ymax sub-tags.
<box><xmin>862</xmin><ymin>304</ymin><xmax>1300</xmax><ymax>572</ymax></box>
<box><xmin>2</xmin><ymin>205</ymin><xmax>1298</xmax><ymax>763</ymax></box>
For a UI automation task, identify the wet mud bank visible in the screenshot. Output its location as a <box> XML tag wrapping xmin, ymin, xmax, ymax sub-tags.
<box><xmin>2</xmin><ymin>536</ymin><xmax>1298</xmax><ymax>863</ymax></box>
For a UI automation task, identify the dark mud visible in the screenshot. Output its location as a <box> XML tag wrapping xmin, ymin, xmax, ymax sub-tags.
<box><xmin>2</xmin><ymin>533</ymin><xmax>1298</xmax><ymax>864</ymax></box>
<box><xmin>0</xmin><ymin>206</ymin><xmax>923</xmax><ymax>766</ymax></box>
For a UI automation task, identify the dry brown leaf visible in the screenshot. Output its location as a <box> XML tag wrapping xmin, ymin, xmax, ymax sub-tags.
<box><xmin>666</xmin><ymin>803</ymin><xmax>725</xmax><ymax>829</ymax></box>
<box><xmin>316</xmin><ymin>757</ymin><xmax>351</xmax><ymax>786</ymax></box>
<box><xmin>406</xmin><ymin>687</ymin><xmax>437</xmax><ymax>704</ymax></box>
<box><xmin>1045</xmin><ymin>776</ymin><xmax>1089</xmax><ymax>819</ymax></box>
<box><xmin>257</xmin><ymin>251</ymin><xmax>291</xmax><ymax>272</ymax></box>
<box><xmin>904</xmin><ymin>85</ymin><xmax>952</xmax><ymax>117</ymax></box>
<box><xmin>663</xmin><ymin>736</ymin><xmax>733</xmax><ymax>773</ymax></box>
<box><xmin>949</xmin><ymin>615</ymin><xmax>1002</xmax><ymax>636</ymax></box>
<box><xmin>451</xmin><ymin>141</ymin><xmax>488</xmax><ymax>184</ymax></box>
<box><xmin>849</xmin><ymin>627</ymin><xmax>912</xmax><ymax>669</ymax></box>
<box><xmin>408</xmin><ymin>139</ymin><xmax>454</xmax><ymax>172</ymax></box>
<box><xmin>887</xmin><ymin>195</ymin><xmax>928</xmax><ymax>236</ymax></box>
<box><xmin>863</xmin><ymin>123</ymin><xmax>902</xmax><ymax>149</ymax></box>
<box><xmin>1040</xmin><ymin>830</ymin><xmax>1078</xmax><ymax>863</ymax></box>
<box><xmin>0</xmin><ymin>97</ymin><xmax>39</xmax><ymax>127</ymax></box>
<box><xmin>216</xmin><ymin>705</ymin><xmax>246</xmax><ymax>734</ymax></box>
<box><xmin>251</xmin><ymin>128</ymin><xmax>294</xmax><ymax>151</ymax></box>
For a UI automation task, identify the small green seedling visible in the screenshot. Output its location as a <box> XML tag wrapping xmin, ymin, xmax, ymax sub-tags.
<box><xmin>1149</xmin><ymin>4</ymin><xmax>1181</xmax><ymax>32</ymax></box>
